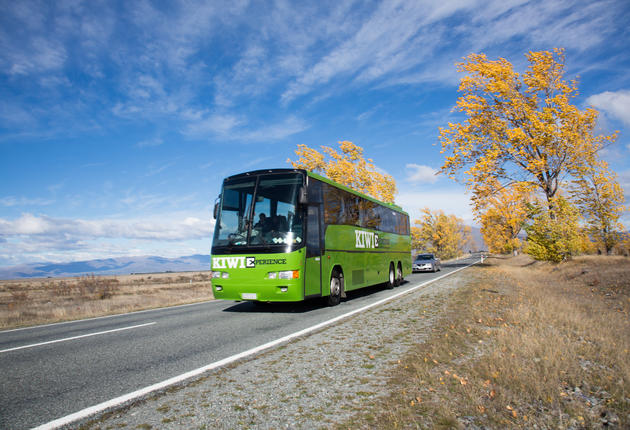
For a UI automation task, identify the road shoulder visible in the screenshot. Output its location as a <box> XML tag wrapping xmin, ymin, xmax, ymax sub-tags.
<box><xmin>77</xmin><ymin>272</ymin><xmax>470</xmax><ymax>429</ymax></box>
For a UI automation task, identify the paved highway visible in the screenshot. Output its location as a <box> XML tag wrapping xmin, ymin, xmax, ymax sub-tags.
<box><xmin>0</xmin><ymin>256</ymin><xmax>478</xmax><ymax>429</ymax></box>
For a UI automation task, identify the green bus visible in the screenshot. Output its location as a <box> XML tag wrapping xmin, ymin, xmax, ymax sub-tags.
<box><xmin>210</xmin><ymin>168</ymin><xmax>411</xmax><ymax>306</ymax></box>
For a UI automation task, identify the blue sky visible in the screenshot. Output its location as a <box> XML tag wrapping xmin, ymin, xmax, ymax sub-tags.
<box><xmin>1</xmin><ymin>0</ymin><xmax>630</xmax><ymax>267</ymax></box>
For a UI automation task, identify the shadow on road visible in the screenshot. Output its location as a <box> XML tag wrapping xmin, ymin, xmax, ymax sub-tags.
<box><xmin>222</xmin><ymin>300</ymin><xmax>323</xmax><ymax>314</ymax></box>
<box><xmin>222</xmin><ymin>280</ymin><xmax>411</xmax><ymax>314</ymax></box>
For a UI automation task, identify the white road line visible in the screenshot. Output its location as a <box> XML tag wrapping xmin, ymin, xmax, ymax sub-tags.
<box><xmin>0</xmin><ymin>322</ymin><xmax>156</xmax><ymax>354</ymax></box>
<box><xmin>33</xmin><ymin>258</ymin><xmax>479</xmax><ymax>430</ymax></box>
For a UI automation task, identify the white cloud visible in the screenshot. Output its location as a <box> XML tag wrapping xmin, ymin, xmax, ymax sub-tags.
<box><xmin>137</xmin><ymin>137</ymin><xmax>164</xmax><ymax>148</ymax></box>
<box><xmin>237</xmin><ymin>116</ymin><xmax>309</xmax><ymax>142</ymax></box>
<box><xmin>0</xmin><ymin>212</ymin><xmax>215</xmax><ymax>266</ymax></box>
<box><xmin>184</xmin><ymin>114</ymin><xmax>308</xmax><ymax>142</ymax></box>
<box><xmin>282</xmin><ymin>1</ymin><xmax>441</xmax><ymax>102</ymax></box>
<box><xmin>279</xmin><ymin>0</ymin><xmax>624</xmax><ymax>103</ymax></box>
<box><xmin>0</xmin><ymin>196</ymin><xmax>54</xmax><ymax>207</ymax></box>
<box><xmin>587</xmin><ymin>90</ymin><xmax>630</xmax><ymax>125</ymax></box>
<box><xmin>2</xmin><ymin>0</ymin><xmax>624</xmax><ymax>138</ymax></box>
<box><xmin>0</xmin><ymin>213</ymin><xmax>213</xmax><ymax>242</ymax></box>
<box><xmin>184</xmin><ymin>114</ymin><xmax>242</xmax><ymax>137</ymax></box>
<box><xmin>243</xmin><ymin>156</ymin><xmax>275</xmax><ymax>169</ymax></box>
<box><xmin>7</xmin><ymin>37</ymin><xmax>67</xmax><ymax>75</ymax></box>
<box><xmin>12</xmin><ymin>213</ymin><xmax>52</xmax><ymax>234</ymax></box>
<box><xmin>144</xmin><ymin>161</ymin><xmax>176</xmax><ymax>177</ymax></box>
<box><xmin>356</xmin><ymin>105</ymin><xmax>382</xmax><ymax>121</ymax></box>
<box><xmin>406</xmin><ymin>164</ymin><xmax>439</xmax><ymax>183</ymax></box>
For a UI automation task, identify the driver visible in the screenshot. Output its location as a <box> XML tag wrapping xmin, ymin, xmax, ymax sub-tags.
<box><xmin>254</xmin><ymin>213</ymin><xmax>271</xmax><ymax>232</ymax></box>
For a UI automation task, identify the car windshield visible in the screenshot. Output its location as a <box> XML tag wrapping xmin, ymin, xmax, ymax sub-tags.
<box><xmin>213</xmin><ymin>173</ymin><xmax>304</xmax><ymax>248</ymax></box>
<box><xmin>415</xmin><ymin>254</ymin><xmax>434</xmax><ymax>261</ymax></box>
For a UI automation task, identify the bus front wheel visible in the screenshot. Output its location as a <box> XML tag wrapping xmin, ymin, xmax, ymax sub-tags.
<box><xmin>327</xmin><ymin>270</ymin><xmax>342</xmax><ymax>306</ymax></box>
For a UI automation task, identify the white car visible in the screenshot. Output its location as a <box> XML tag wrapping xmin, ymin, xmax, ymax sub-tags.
<box><xmin>412</xmin><ymin>253</ymin><xmax>441</xmax><ymax>272</ymax></box>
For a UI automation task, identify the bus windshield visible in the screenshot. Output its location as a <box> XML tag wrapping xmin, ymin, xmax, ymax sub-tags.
<box><xmin>213</xmin><ymin>173</ymin><xmax>304</xmax><ymax>249</ymax></box>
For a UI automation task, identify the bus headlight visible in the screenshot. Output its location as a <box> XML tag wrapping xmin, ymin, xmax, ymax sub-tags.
<box><xmin>278</xmin><ymin>270</ymin><xmax>299</xmax><ymax>280</ymax></box>
<box><xmin>221</xmin><ymin>272</ymin><xmax>230</xmax><ymax>279</ymax></box>
<box><xmin>268</xmin><ymin>270</ymin><xmax>299</xmax><ymax>279</ymax></box>
<box><xmin>212</xmin><ymin>271</ymin><xmax>222</xmax><ymax>278</ymax></box>
<box><xmin>212</xmin><ymin>271</ymin><xmax>230</xmax><ymax>279</ymax></box>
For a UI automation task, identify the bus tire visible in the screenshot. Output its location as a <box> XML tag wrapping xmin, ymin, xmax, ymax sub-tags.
<box><xmin>386</xmin><ymin>263</ymin><xmax>395</xmax><ymax>289</ymax></box>
<box><xmin>396</xmin><ymin>262</ymin><xmax>403</xmax><ymax>286</ymax></box>
<box><xmin>327</xmin><ymin>270</ymin><xmax>342</xmax><ymax>306</ymax></box>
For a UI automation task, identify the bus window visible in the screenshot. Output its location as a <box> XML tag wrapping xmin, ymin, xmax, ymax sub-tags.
<box><xmin>214</xmin><ymin>178</ymin><xmax>255</xmax><ymax>246</ymax></box>
<box><xmin>214</xmin><ymin>172</ymin><xmax>304</xmax><ymax>248</ymax></box>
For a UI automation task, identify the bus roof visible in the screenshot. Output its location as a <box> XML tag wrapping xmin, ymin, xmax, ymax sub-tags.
<box><xmin>222</xmin><ymin>168</ymin><xmax>407</xmax><ymax>215</ymax></box>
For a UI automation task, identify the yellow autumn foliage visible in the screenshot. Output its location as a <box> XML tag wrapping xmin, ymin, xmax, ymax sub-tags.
<box><xmin>411</xmin><ymin>208</ymin><xmax>472</xmax><ymax>260</ymax></box>
<box><xmin>439</xmin><ymin>49</ymin><xmax>617</xmax><ymax>208</ymax></box>
<box><xmin>524</xmin><ymin>196</ymin><xmax>589</xmax><ymax>262</ymax></box>
<box><xmin>288</xmin><ymin>140</ymin><xmax>397</xmax><ymax>203</ymax></box>
<box><xmin>439</xmin><ymin>48</ymin><xmax>625</xmax><ymax>261</ymax></box>
<box><xmin>571</xmin><ymin>160</ymin><xmax>627</xmax><ymax>254</ymax></box>
<box><xmin>478</xmin><ymin>183</ymin><xmax>530</xmax><ymax>254</ymax></box>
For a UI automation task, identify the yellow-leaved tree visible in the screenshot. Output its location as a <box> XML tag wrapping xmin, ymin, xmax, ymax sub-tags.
<box><xmin>478</xmin><ymin>183</ymin><xmax>530</xmax><ymax>254</ymax></box>
<box><xmin>411</xmin><ymin>208</ymin><xmax>472</xmax><ymax>260</ymax></box>
<box><xmin>288</xmin><ymin>140</ymin><xmax>397</xmax><ymax>203</ymax></box>
<box><xmin>571</xmin><ymin>161</ymin><xmax>627</xmax><ymax>254</ymax></box>
<box><xmin>614</xmin><ymin>233</ymin><xmax>630</xmax><ymax>256</ymax></box>
<box><xmin>439</xmin><ymin>48</ymin><xmax>625</xmax><ymax>260</ymax></box>
<box><xmin>439</xmin><ymin>49</ymin><xmax>617</xmax><ymax>212</ymax></box>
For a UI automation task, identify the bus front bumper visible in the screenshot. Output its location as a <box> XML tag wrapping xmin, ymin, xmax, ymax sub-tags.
<box><xmin>212</xmin><ymin>279</ymin><xmax>304</xmax><ymax>302</ymax></box>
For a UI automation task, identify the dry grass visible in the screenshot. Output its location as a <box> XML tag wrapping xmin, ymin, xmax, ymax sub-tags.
<box><xmin>0</xmin><ymin>272</ymin><xmax>214</xmax><ymax>329</ymax></box>
<box><xmin>344</xmin><ymin>255</ymin><xmax>630</xmax><ymax>429</ymax></box>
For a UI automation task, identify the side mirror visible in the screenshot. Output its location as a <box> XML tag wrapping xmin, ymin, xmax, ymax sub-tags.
<box><xmin>213</xmin><ymin>197</ymin><xmax>220</xmax><ymax>219</ymax></box>
<box><xmin>298</xmin><ymin>186</ymin><xmax>308</xmax><ymax>205</ymax></box>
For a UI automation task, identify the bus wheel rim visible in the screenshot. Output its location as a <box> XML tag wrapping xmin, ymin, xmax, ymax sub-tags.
<box><xmin>330</xmin><ymin>277</ymin><xmax>340</xmax><ymax>296</ymax></box>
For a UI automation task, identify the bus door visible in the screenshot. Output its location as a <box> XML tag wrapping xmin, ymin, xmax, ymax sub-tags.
<box><xmin>304</xmin><ymin>205</ymin><xmax>322</xmax><ymax>297</ymax></box>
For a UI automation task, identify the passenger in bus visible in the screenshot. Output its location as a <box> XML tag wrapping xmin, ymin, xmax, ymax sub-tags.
<box><xmin>272</xmin><ymin>215</ymin><xmax>288</xmax><ymax>232</ymax></box>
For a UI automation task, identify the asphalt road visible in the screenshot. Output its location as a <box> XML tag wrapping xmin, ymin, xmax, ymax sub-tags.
<box><xmin>0</xmin><ymin>255</ymin><xmax>478</xmax><ymax>430</ymax></box>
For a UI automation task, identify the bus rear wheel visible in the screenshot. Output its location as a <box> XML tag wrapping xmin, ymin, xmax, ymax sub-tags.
<box><xmin>396</xmin><ymin>262</ymin><xmax>403</xmax><ymax>286</ymax></box>
<box><xmin>386</xmin><ymin>263</ymin><xmax>395</xmax><ymax>289</ymax></box>
<box><xmin>327</xmin><ymin>270</ymin><xmax>342</xmax><ymax>306</ymax></box>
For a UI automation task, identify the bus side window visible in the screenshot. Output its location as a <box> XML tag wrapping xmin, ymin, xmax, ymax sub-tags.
<box><xmin>345</xmin><ymin>195</ymin><xmax>360</xmax><ymax>226</ymax></box>
<box><xmin>306</xmin><ymin>206</ymin><xmax>321</xmax><ymax>257</ymax></box>
<box><xmin>323</xmin><ymin>184</ymin><xmax>342</xmax><ymax>225</ymax></box>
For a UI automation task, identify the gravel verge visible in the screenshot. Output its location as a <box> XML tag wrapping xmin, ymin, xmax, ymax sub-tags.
<box><xmin>80</xmin><ymin>272</ymin><xmax>468</xmax><ymax>429</ymax></box>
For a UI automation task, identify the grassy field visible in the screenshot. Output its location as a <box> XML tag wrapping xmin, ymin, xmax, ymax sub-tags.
<box><xmin>0</xmin><ymin>272</ymin><xmax>214</xmax><ymax>330</ymax></box>
<box><xmin>344</xmin><ymin>255</ymin><xmax>630</xmax><ymax>429</ymax></box>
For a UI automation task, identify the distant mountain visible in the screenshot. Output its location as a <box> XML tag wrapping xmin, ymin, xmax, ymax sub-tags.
<box><xmin>0</xmin><ymin>254</ymin><xmax>212</xmax><ymax>280</ymax></box>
